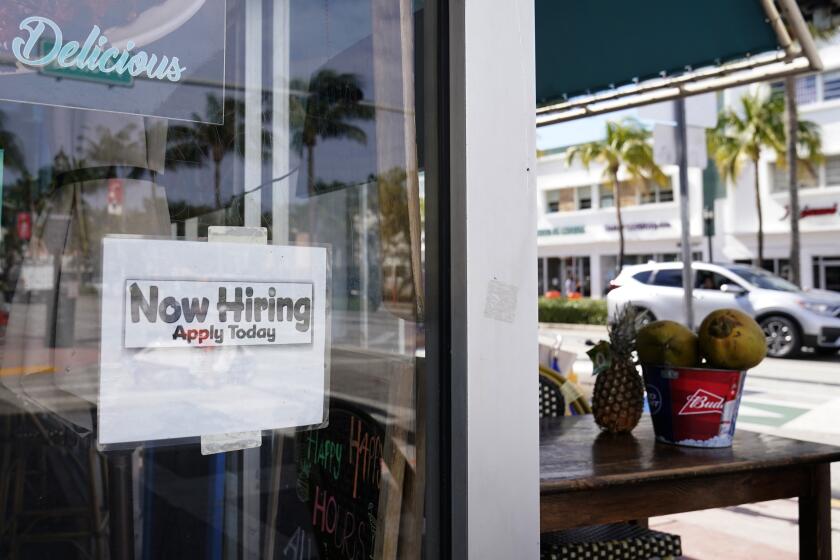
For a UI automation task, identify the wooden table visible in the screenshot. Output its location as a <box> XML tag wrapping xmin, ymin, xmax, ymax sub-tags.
<box><xmin>540</xmin><ymin>416</ymin><xmax>840</xmax><ymax>559</ymax></box>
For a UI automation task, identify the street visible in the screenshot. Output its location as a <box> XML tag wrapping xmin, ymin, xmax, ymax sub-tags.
<box><xmin>540</xmin><ymin>323</ymin><xmax>840</xmax><ymax>559</ymax></box>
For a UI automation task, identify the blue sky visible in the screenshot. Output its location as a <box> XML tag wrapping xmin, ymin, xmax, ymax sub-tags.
<box><xmin>536</xmin><ymin>109</ymin><xmax>637</xmax><ymax>151</ymax></box>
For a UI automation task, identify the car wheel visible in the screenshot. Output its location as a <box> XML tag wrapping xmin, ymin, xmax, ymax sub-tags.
<box><xmin>760</xmin><ymin>316</ymin><xmax>800</xmax><ymax>359</ymax></box>
<box><xmin>634</xmin><ymin>308</ymin><xmax>656</xmax><ymax>330</ymax></box>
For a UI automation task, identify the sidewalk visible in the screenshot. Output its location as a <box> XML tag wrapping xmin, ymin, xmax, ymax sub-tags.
<box><xmin>651</xmin><ymin>499</ymin><xmax>840</xmax><ymax>559</ymax></box>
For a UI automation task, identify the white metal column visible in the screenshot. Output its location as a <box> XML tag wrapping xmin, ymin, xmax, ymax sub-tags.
<box><xmin>242</xmin><ymin>3</ymin><xmax>264</xmax><ymax>558</ymax></box>
<box><xmin>244</xmin><ymin>0</ymin><xmax>264</xmax><ymax>228</ymax></box>
<box><xmin>450</xmin><ymin>1</ymin><xmax>539</xmax><ymax>557</ymax></box>
<box><xmin>272</xmin><ymin>0</ymin><xmax>291</xmax><ymax>244</ymax></box>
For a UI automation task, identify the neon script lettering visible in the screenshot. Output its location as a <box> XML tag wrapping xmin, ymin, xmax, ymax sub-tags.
<box><xmin>11</xmin><ymin>16</ymin><xmax>186</xmax><ymax>82</ymax></box>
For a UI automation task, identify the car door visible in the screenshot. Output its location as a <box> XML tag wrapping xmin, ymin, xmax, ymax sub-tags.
<box><xmin>647</xmin><ymin>268</ymin><xmax>688</xmax><ymax>322</ymax></box>
<box><xmin>693</xmin><ymin>268</ymin><xmax>751</xmax><ymax>319</ymax></box>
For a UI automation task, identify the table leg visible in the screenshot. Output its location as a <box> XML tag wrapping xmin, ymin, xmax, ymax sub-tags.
<box><xmin>799</xmin><ymin>463</ymin><xmax>831</xmax><ymax>560</ymax></box>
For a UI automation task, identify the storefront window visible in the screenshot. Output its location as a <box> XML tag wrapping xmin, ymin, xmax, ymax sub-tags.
<box><xmin>0</xmin><ymin>1</ymin><xmax>428</xmax><ymax>558</ymax></box>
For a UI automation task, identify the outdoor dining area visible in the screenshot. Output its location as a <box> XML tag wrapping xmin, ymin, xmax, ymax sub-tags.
<box><xmin>537</xmin><ymin>326</ymin><xmax>840</xmax><ymax>559</ymax></box>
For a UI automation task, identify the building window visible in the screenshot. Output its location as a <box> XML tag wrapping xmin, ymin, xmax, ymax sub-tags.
<box><xmin>545</xmin><ymin>188</ymin><xmax>577</xmax><ymax>213</ymax></box>
<box><xmin>558</xmin><ymin>188</ymin><xmax>575</xmax><ymax>212</ymax></box>
<box><xmin>599</xmin><ymin>184</ymin><xmax>615</xmax><ymax>208</ymax></box>
<box><xmin>618</xmin><ymin>182</ymin><xmax>638</xmax><ymax>208</ymax></box>
<box><xmin>771</xmin><ymin>162</ymin><xmax>787</xmax><ymax>193</ymax></box>
<box><xmin>546</xmin><ymin>190</ymin><xmax>560</xmax><ymax>213</ymax></box>
<box><xmin>770</xmin><ymin>75</ymin><xmax>817</xmax><ymax>104</ymax></box>
<box><xmin>638</xmin><ymin>176</ymin><xmax>674</xmax><ymax>204</ymax></box>
<box><xmin>824</xmin><ymin>71</ymin><xmax>840</xmax><ymax>101</ymax></box>
<box><xmin>797</xmin><ymin>75</ymin><xmax>818</xmax><ymax>104</ymax></box>
<box><xmin>578</xmin><ymin>185</ymin><xmax>593</xmax><ymax>210</ymax></box>
<box><xmin>770</xmin><ymin>161</ymin><xmax>818</xmax><ymax>192</ymax></box>
<box><xmin>826</xmin><ymin>155</ymin><xmax>840</xmax><ymax>186</ymax></box>
<box><xmin>659</xmin><ymin>180</ymin><xmax>675</xmax><ymax>202</ymax></box>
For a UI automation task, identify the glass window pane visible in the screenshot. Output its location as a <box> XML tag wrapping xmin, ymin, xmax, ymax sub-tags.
<box><xmin>774</xmin><ymin>160</ymin><xmax>819</xmax><ymax>190</ymax></box>
<box><xmin>824</xmin><ymin>71</ymin><xmax>840</xmax><ymax>101</ymax></box>
<box><xmin>558</xmin><ymin>188</ymin><xmax>575</xmax><ymax>211</ymax></box>
<box><xmin>826</xmin><ymin>155</ymin><xmax>840</xmax><ymax>187</ymax></box>
<box><xmin>695</xmin><ymin>270</ymin><xmax>730</xmax><ymax>290</ymax></box>
<box><xmin>618</xmin><ymin>181</ymin><xmax>637</xmax><ymax>207</ymax></box>
<box><xmin>599</xmin><ymin>184</ymin><xmax>615</xmax><ymax>208</ymax></box>
<box><xmin>638</xmin><ymin>179</ymin><xmax>656</xmax><ymax>204</ymax></box>
<box><xmin>578</xmin><ymin>185</ymin><xmax>592</xmax><ymax>209</ymax></box>
<box><xmin>797</xmin><ymin>75</ymin><xmax>817</xmax><ymax>104</ymax></box>
<box><xmin>772</xmin><ymin>162</ymin><xmax>788</xmax><ymax>192</ymax></box>
<box><xmin>633</xmin><ymin>270</ymin><xmax>653</xmax><ymax>284</ymax></box>
<box><xmin>546</xmin><ymin>189</ymin><xmax>560</xmax><ymax>212</ymax></box>
<box><xmin>651</xmin><ymin>269</ymin><xmax>683</xmax><ymax>287</ymax></box>
<box><xmin>0</xmin><ymin>1</ymin><xmax>428</xmax><ymax>557</ymax></box>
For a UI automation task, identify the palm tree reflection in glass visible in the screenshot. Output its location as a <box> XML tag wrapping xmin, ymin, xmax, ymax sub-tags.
<box><xmin>165</xmin><ymin>95</ymin><xmax>245</xmax><ymax>210</ymax></box>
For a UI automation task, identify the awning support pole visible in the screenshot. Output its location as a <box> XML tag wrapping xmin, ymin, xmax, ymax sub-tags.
<box><xmin>675</xmin><ymin>98</ymin><xmax>694</xmax><ymax>330</ymax></box>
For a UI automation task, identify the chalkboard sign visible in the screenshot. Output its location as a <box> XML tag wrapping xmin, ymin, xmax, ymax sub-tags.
<box><xmin>295</xmin><ymin>401</ymin><xmax>385</xmax><ymax>560</ymax></box>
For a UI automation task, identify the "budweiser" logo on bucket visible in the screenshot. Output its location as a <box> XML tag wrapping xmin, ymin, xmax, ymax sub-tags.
<box><xmin>678</xmin><ymin>389</ymin><xmax>724</xmax><ymax>416</ymax></box>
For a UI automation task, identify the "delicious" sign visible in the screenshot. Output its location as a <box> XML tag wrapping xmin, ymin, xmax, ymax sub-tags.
<box><xmin>12</xmin><ymin>16</ymin><xmax>186</xmax><ymax>82</ymax></box>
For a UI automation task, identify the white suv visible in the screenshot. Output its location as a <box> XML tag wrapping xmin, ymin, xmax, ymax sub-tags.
<box><xmin>607</xmin><ymin>262</ymin><xmax>840</xmax><ymax>358</ymax></box>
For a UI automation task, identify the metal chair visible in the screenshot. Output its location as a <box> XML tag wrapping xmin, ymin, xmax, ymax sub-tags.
<box><xmin>540</xmin><ymin>522</ymin><xmax>682</xmax><ymax>560</ymax></box>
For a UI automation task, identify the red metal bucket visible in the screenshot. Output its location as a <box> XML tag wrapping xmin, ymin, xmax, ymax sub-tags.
<box><xmin>642</xmin><ymin>365</ymin><xmax>747</xmax><ymax>448</ymax></box>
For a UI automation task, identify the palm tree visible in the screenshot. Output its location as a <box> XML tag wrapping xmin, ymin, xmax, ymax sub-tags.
<box><xmin>165</xmin><ymin>95</ymin><xmax>246</xmax><ymax>209</ymax></box>
<box><xmin>707</xmin><ymin>90</ymin><xmax>821</xmax><ymax>268</ymax></box>
<box><xmin>782</xmin><ymin>93</ymin><xmax>822</xmax><ymax>281</ymax></box>
<box><xmin>565</xmin><ymin>119</ymin><xmax>667</xmax><ymax>268</ymax></box>
<box><xmin>785</xmin><ymin>21</ymin><xmax>836</xmax><ymax>286</ymax></box>
<box><xmin>290</xmin><ymin>70</ymin><xmax>374</xmax><ymax>196</ymax></box>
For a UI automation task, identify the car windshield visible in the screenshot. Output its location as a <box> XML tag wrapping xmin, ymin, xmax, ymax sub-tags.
<box><xmin>726</xmin><ymin>266</ymin><xmax>801</xmax><ymax>293</ymax></box>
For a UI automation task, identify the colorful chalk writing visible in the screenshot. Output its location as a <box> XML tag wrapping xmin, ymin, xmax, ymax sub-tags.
<box><xmin>295</xmin><ymin>403</ymin><xmax>385</xmax><ymax>560</ymax></box>
<box><xmin>349</xmin><ymin>415</ymin><xmax>383</xmax><ymax>499</ymax></box>
<box><xmin>301</xmin><ymin>430</ymin><xmax>344</xmax><ymax>480</ymax></box>
<box><xmin>283</xmin><ymin>527</ymin><xmax>313</xmax><ymax>559</ymax></box>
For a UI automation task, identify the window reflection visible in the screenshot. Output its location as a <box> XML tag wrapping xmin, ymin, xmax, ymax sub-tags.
<box><xmin>0</xmin><ymin>1</ymin><xmax>426</xmax><ymax>558</ymax></box>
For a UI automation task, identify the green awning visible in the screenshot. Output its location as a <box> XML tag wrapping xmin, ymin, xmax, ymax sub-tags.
<box><xmin>536</xmin><ymin>0</ymin><xmax>780</xmax><ymax>107</ymax></box>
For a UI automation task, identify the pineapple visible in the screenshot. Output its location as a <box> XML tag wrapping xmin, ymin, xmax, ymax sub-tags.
<box><xmin>589</xmin><ymin>304</ymin><xmax>643</xmax><ymax>433</ymax></box>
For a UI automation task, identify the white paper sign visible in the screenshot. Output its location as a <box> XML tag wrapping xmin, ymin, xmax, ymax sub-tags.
<box><xmin>98</xmin><ymin>238</ymin><xmax>329</xmax><ymax>446</ymax></box>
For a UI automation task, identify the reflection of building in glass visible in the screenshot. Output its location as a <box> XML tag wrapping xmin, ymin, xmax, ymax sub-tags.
<box><xmin>0</xmin><ymin>2</ymin><xmax>426</xmax><ymax>558</ymax></box>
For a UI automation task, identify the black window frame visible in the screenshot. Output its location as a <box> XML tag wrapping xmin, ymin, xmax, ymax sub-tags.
<box><xmin>422</xmin><ymin>0</ymin><xmax>455</xmax><ymax>557</ymax></box>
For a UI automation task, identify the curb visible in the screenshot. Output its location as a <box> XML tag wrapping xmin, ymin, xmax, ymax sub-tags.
<box><xmin>539</xmin><ymin>322</ymin><xmax>607</xmax><ymax>332</ymax></box>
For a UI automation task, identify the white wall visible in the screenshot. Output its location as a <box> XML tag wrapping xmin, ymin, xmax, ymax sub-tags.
<box><xmin>450</xmin><ymin>0</ymin><xmax>539</xmax><ymax>557</ymax></box>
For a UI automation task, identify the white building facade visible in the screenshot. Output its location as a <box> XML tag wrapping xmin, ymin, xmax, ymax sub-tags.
<box><xmin>538</xmin><ymin>43</ymin><xmax>840</xmax><ymax>300</ymax></box>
